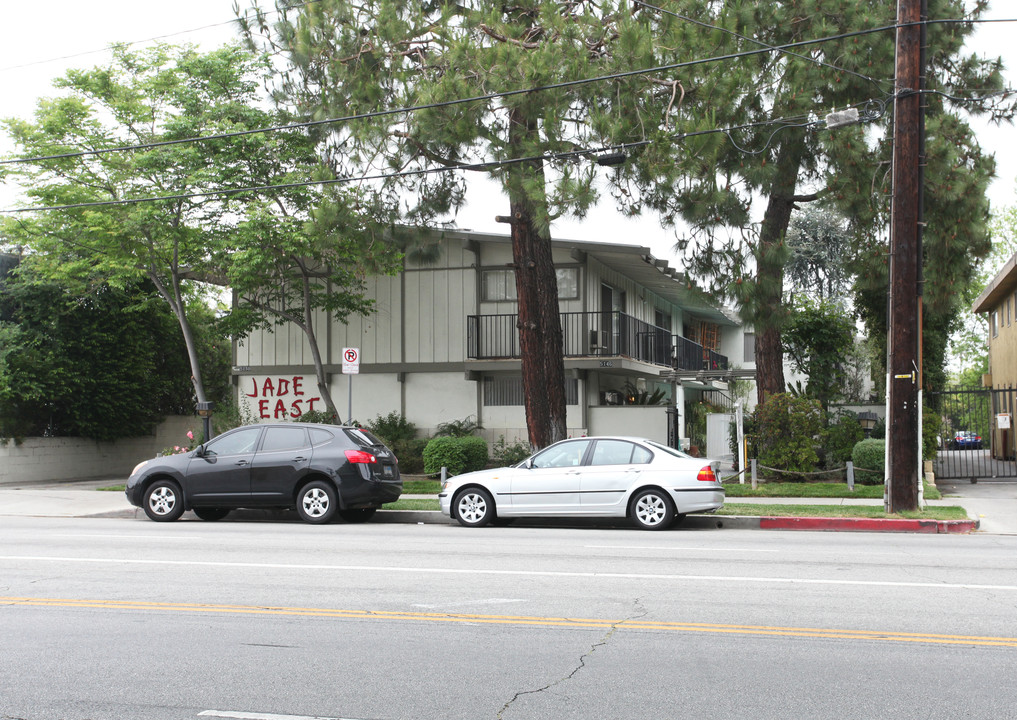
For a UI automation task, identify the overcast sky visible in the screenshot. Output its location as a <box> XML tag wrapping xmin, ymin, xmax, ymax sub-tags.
<box><xmin>2</xmin><ymin>1</ymin><xmax>1015</xmax><ymax>264</ymax></box>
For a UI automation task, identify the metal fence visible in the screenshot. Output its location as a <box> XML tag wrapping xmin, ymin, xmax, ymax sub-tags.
<box><xmin>927</xmin><ymin>387</ymin><xmax>1017</xmax><ymax>481</ymax></box>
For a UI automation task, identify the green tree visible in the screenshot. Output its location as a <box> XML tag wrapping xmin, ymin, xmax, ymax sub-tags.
<box><xmin>1</xmin><ymin>44</ymin><xmax>278</xmax><ymax>413</ymax></box>
<box><xmin>0</xmin><ymin>260</ymin><xmax>221</xmax><ymax>440</ymax></box>
<box><xmin>785</xmin><ymin>205</ymin><xmax>853</xmax><ymax>300</ymax></box>
<box><xmin>782</xmin><ymin>297</ymin><xmax>856</xmax><ymax>409</ymax></box>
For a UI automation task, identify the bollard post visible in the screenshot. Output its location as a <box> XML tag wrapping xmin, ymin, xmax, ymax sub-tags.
<box><xmin>441</xmin><ymin>466</ymin><xmax>447</xmax><ymax>485</ymax></box>
<box><xmin>846</xmin><ymin>461</ymin><xmax>855</xmax><ymax>491</ymax></box>
<box><xmin>751</xmin><ymin>458</ymin><xmax>757</xmax><ymax>490</ymax></box>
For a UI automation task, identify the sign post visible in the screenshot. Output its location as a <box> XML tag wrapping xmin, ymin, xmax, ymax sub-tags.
<box><xmin>342</xmin><ymin>347</ymin><xmax>360</xmax><ymax>424</ymax></box>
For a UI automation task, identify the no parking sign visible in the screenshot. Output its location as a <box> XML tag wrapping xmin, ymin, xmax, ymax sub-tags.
<box><xmin>342</xmin><ymin>347</ymin><xmax>360</xmax><ymax>375</ymax></box>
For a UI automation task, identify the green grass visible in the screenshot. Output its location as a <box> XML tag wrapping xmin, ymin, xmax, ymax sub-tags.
<box><xmin>722</xmin><ymin>480</ymin><xmax>942</xmax><ymax>501</ymax></box>
<box><xmin>402</xmin><ymin>479</ymin><xmax>441</xmax><ymax>494</ymax></box>
<box><xmin>98</xmin><ymin>485</ymin><xmax>126</xmax><ymax>492</ymax></box>
<box><xmin>716</xmin><ymin>503</ymin><xmax>967</xmax><ymax>521</ymax></box>
<box><xmin>383</xmin><ymin>498</ymin><xmax>441</xmax><ymax>511</ymax></box>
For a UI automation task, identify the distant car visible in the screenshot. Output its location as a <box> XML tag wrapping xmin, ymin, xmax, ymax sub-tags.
<box><xmin>951</xmin><ymin>431</ymin><xmax>982</xmax><ymax>450</ymax></box>
<box><xmin>438</xmin><ymin>436</ymin><xmax>724</xmax><ymax>531</ymax></box>
<box><xmin>126</xmin><ymin>423</ymin><xmax>401</xmax><ymax>523</ymax></box>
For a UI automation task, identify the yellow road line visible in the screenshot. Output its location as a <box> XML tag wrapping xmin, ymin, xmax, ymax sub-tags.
<box><xmin>3</xmin><ymin>596</ymin><xmax>1016</xmax><ymax>648</ymax></box>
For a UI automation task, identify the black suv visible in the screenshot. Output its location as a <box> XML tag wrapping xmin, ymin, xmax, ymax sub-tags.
<box><xmin>125</xmin><ymin>423</ymin><xmax>401</xmax><ymax>524</ymax></box>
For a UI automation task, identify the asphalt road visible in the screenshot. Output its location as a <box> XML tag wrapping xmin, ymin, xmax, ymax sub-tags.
<box><xmin>2</xmin><ymin>515</ymin><xmax>1017</xmax><ymax>720</ymax></box>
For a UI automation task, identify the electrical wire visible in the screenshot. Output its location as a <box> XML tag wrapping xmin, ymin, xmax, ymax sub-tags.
<box><xmin>0</xmin><ymin>19</ymin><xmax>912</xmax><ymax>168</ymax></box>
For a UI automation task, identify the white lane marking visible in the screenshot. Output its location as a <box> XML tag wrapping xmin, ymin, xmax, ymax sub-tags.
<box><xmin>412</xmin><ymin>598</ymin><xmax>526</xmax><ymax>609</ymax></box>
<box><xmin>1</xmin><ymin>555</ymin><xmax>1015</xmax><ymax>592</ymax></box>
<box><xmin>585</xmin><ymin>545</ymin><xmax>779</xmax><ymax>552</ymax></box>
<box><xmin>198</xmin><ymin>712</ymin><xmax>358</xmax><ymax>720</ymax></box>
<box><xmin>53</xmin><ymin>534</ymin><xmax>202</xmax><ymax>541</ymax></box>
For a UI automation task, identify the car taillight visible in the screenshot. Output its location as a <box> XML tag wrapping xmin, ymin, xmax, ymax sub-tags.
<box><xmin>345</xmin><ymin>449</ymin><xmax>377</xmax><ymax>464</ymax></box>
<box><xmin>697</xmin><ymin>466</ymin><xmax>717</xmax><ymax>482</ymax></box>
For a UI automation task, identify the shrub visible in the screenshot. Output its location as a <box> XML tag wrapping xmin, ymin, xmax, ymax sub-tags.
<box><xmin>492</xmin><ymin>435</ymin><xmax>531</xmax><ymax>466</ymax></box>
<box><xmin>435</xmin><ymin>415</ymin><xmax>482</xmax><ymax>437</ymax></box>
<box><xmin>423</xmin><ymin>436</ymin><xmax>468</xmax><ymax>476</ymax></box>
<box><xmin>391</xmin><ymin>437</ymin><xmax>428</xmax><ymax>474</ymax></box>
<box><xmin>851</xmin><ymin>438</ymin><xmax>885</xmax><ymax>485</ymax></box>
<box><xmin>368</xmin><ymin>411</ymin><xmax>418</xmax><ymax>444</ymax></box>
<box><xmin>922</xmin><ymin>406</ymin><xmax>940</xmax><ymax>462</ymax></box>
<box><xmin>754</xmin><ymin>393</ymin><xmax>824</xmax><ymax>478</ymax></box>
<box><xmin>296</xmin><ymin>410</ymin><xmax>341</xmax><ymax>425</ymax></box>
<box><xmin>825</xmin><ymin>415</ymin><xmax>864</xmax><ymax>469</ymax></box>
<box><xmin>459</xmin><ymin>435</ymin><xmax>489</xmax><ymax>472</ymax></box>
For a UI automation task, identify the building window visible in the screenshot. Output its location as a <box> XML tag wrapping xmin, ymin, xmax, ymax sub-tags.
<box><xmin>482</xmin><ymin>267</ymin><xmax>579</xmax><ymax>301</ymax></box>
<box><xmin>483</xmin><ymin>376</ymin><xmax>579</xmax><ymax>406</ymax></box>
<box><xmin>743</xmin><ymin>332</ymin><xmax>756</xmax><ymax>363</ymax></box>
<box><xmin>991</xmin><ymin>310</ymin><xmax>999</xmax><ymax>338</ymax></box>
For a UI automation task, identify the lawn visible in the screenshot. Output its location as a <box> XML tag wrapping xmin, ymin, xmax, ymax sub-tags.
<box><xmin>722</xmin><ymin>480</ymin><xmax>942</xmax><ymax>501</ymax></box>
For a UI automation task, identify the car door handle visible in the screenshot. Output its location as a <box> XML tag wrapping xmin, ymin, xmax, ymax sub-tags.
<box><xmin>235</xmin><ymin>459</ymin><xmax>249</xmax><ymax>466</ymax></box>
<box><xmin>293</xmin><ymin>456</ymin><xmax>308</xmax><ymax>462</ymax></box>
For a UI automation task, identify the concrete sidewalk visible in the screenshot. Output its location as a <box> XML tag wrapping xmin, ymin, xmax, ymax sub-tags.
<box><xmin>1</xmin><ymin>477</ymin><xmax>1011</xmax><ymax>533</ymax></box>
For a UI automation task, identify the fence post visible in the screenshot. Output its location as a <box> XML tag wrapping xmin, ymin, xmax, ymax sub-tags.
<box><xmin>846</xmin><ymin>461</ymin><xmax>855</xmax><ymax>491</ymax></box>
<box><xmin>441</xmin><ymin>466</ymin><xmax>447</xmax><ymax>485</ymax></box>
<box><xmin>751</xmin><ymin>458</ymin><xmax>757</xmax><ymax>490</ymax></box>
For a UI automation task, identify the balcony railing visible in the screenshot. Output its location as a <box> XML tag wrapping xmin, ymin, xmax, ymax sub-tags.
<box><xmin>466</xmin><ymin>311</ymin><xmax>728</xmax><ymax>372</ymax></box>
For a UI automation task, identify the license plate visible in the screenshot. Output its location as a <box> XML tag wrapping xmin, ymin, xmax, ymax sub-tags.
<box><xmin>382</xmin><ymin>466</ymin><xmax>393</xmax><ymax>477</ymax></box>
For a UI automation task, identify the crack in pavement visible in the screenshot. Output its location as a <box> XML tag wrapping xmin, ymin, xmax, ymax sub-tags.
<box><xmin>497</xmin><ymin>599</ymin><xmax>649</xmax><ymax>719</ymax></box>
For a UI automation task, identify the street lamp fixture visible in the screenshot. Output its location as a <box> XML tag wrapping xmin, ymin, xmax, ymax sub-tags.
<box><xmin>196</xmin><ymin>401</ymin><xmax>215</xmax><ymax>443</ymax></box>
<box><xmin>858</xmin><ymin>411</ymin><xmax>878</xmax><ymax>438</ymax></box>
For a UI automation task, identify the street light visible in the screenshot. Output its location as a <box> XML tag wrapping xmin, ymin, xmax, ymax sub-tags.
<box><xmin>196</xmin><ymin>401</ymin><xmax>215</xmax><ymax>443</ymax></box>
<box><xmin>858</xmin><ymin>411</ymin><xmax>878</xmax><ymax>438</ymax></box>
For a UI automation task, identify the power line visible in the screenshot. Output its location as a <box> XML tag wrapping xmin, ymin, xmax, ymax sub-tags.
<box><xmin>1</xmin><ymin>20</ymin><xmax>912</xmax><ymax>168</ymax></box>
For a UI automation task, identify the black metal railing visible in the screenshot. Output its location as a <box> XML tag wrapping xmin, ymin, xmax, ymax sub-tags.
<box><xmin>467</xmin><ymin>311</ymin><xmax>728</xmax><ymax>371</ymax></box>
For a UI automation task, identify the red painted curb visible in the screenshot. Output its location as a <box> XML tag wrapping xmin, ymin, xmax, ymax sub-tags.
<box><xmin>757</xmin><ymin>517</ymin><xmax>978</xmax><ymax>534</ymax></box>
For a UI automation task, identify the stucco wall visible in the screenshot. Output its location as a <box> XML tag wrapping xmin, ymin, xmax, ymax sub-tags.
<box><xmin>0</xmin><ymin>415</ymin><xmax>196</xmax><ymax>485</ymax></box>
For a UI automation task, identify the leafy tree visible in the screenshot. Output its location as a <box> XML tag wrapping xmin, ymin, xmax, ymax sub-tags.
<box><xmin>753</xmin><ymin>393</ymin><xmax>824</xmax><ymax>477</ymax></box>
<box><xmin>0</xmin><ymin>260</ymin><xmax>223</xmax><ymax>440</ymax></box>
<box><xmin>785</xmin><ymin>205</ymin><xmax>853</xmax><ymax>300</ymax></box>
<box><xmin>782</xmin><ymin>297</ymin><xmax>856</xmax><ymax>409</ymax></box>
<box><xmin>1</xmin><ymin>44</ymin><xmax>279</xmax><ymax>413</ymax></box>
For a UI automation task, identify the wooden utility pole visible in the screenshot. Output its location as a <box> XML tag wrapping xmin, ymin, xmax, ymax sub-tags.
<box><xmin>886</xmin><ymin>0</ymin><xmax>923</xmax><ymax>512</ymax></box>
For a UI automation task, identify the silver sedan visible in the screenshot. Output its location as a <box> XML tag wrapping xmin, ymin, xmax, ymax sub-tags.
<box><xmin>439</xmin><ymin>436</ymin><xmax>724</xmax><ymax>530</ymax></box>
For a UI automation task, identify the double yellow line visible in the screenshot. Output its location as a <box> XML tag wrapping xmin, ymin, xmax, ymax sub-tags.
<box><xmin>4</xmin><ymin>596</ymin><xmax>1016</xmax><ymax>648</ymax></box>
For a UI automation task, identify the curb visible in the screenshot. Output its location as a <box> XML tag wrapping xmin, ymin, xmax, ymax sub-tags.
<box><xmin>82</xmin><ymin>508</ymin><xmax>980</xmax><ymax>534</ymax></box>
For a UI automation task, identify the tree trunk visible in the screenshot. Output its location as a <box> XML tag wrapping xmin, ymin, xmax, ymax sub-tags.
<box><xmin>508</xmin><ymin>108</ymin><xmax>567</xmax><ymax>450</ymax></box>
<box><xmin>301</xmin><ymin>276</ymin><xmax>341</xmax><ymax>422</ymax></box>
<box><xmin>753</xmin><ymin>141</ymin><xmax>807</xmax><ymax>405</ymax></box>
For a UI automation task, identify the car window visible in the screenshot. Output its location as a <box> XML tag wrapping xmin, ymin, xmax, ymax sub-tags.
<box><xmin>645</xmin><ymin>440</ymin><xmax>690</xmax><ymax>459</ymax></box>
<box><xmin>260</xmin><ymin>427</ymin><xmax>309</xmax><ymax>452</ymax></box>
<box><xmin>309</xmin><ymin>428</ymin><xmax>333</xmax><ymax>446</ymax></box>
<box><xmin>344</xmin><ymin>428</ymin><xmax>383</xmax><ymax>448</ymax></box>
<box><xmin>589</xmin><ymin>440</ymin><xmax>653</xmax><ymax>466</ymax></box>
<box><xmin>204</xmin><ymin>427</ymin><xmax>261</xmax><ymax>456</ymax></box>
<box><xmin>531</xmin><ymin>440</ymin><xmax>591</xmax><ymax>469</ymax></box>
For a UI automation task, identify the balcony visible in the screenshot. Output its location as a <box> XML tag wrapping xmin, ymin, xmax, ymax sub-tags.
<box><xmin>466</xmin><ymin>311</ymin><xmax>727</xmax><ymax>372</ymax></box>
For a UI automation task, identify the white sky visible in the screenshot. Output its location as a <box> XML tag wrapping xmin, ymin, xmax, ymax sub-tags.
<box><xmin>1</xmin><ymin>1</ymin><xmax>1015</xmax><ymax>265</ymax></box>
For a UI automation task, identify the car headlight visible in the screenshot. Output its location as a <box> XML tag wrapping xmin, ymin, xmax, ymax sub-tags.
<box><xmin>130</xmin><ymin>459</ymin><xmax>150</xmax><ymax>476</ymax></box>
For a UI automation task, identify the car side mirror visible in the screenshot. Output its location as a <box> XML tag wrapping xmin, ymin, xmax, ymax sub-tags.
<box><xmin>193</xmin><ymin>444</ymin><xmax>206</xmax><ymax>457</ymax></box>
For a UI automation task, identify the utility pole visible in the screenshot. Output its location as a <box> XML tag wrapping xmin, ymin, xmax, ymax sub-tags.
<box><xmin>886</xmin><ymin>0</ymin><xmax>924</xmax><ymax>512</ymax></box>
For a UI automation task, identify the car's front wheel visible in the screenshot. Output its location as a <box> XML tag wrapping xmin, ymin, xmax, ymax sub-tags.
<box><xmin>630</xmin><ymin>488</ymin><xmax>675</xmax><ymax>530</ymax></box>
<box><xmin>296</xmin><ymin>480</ymin><xmax>338</xmax><ymax>524</ymax></box>
<box><xmin>339</xmin><ymin>508</ymin><xmax>377</xmax><ymax>523</ymax></box>
<box><xmin>453</xmin><ymin>487</ymin><xmax>495</xmax><ymax>527</ymax></box>
<box><xmin>143</xmin><ymin>480</ymin><xmax>184</xmax><ymax>522</ymax></box>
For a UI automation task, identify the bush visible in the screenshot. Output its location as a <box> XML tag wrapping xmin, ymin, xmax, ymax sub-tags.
<box><xmin>754</xmin><ymin>393</ymin><xmax>824</xmax><ymax>478</ymax></box>
<box><xmin>391</xmin><ymin>437</ymin><xmax>428</xmax><ymax>474</ymax></box>
<box><xmin>423</xmin><ymin>436</ymin><xmax>468</xmax><ymax>476</ymax></box>
<box><xmin>368</xmin><ymin>411</ymin><xmax>418</xmax><ymax>444</ymax></box>
<box><xmin>825</xmin><ymin>415</ymin><xmax>864</xmax><ymax>469</ymax></box>
<box><xmin>492</xmin><ymin>435</ymin><xmax>531</xmax><ymax>466</ymax></box>
<box><xmin>922</xmin><ymin>406</ymin><xmax>940</xmax><ymax>462</ymax></box>
<box><xmin>435</xmin><ymin>415</ymin><xmax>482</xmax><ymax>437</ymax></box>
<box><xmin>295</xmin><ymin>410</ymin><xmax>341</xmax><ymax>425</ymax></box>
<box><xmin>459</xmin><ymin>435</ymin><xmax>489</xmax><ymax>472</ymax></box>
<box><xmin>851</xmin><ymin>438</ymin><xmax>885</xmax><ymax>485</ymax></box>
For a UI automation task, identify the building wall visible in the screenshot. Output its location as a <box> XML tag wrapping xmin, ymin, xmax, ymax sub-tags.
<box><xmin>988</xmin><ymin>289</ymin><xmax>1017</xmax><ymax>388</ymax></box>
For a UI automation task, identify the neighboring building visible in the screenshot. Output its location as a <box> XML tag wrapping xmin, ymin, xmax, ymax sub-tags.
<box><xmin>973</xmin><ymin>251</ymin><xmax>1017</xmax><ymax>459</ymax></box>
<box><xmin>233</xmin><ymin>229</ymin><xmax>750</xmax><ymax>448</ymax></box>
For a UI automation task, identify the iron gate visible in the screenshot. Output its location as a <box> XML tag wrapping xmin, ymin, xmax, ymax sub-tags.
<box><xmin>927</xmin><ymin>388</ymin><xmax>1017</xmax><ymax>481</ymax></box>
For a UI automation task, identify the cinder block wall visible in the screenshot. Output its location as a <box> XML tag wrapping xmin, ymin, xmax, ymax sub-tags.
<box><xmin>0</xmin><ymin>416</ymin><xmax>196</xmax><ymax>485</ymax></box>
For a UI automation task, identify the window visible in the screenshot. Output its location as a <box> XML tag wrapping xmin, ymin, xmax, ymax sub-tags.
<box><xmin>531</xmin><ymin>439</ymin><xmax>591</xmax><ymax>468</ymax></box>
<box><xmin>589</xmin><ymin>440</ymin><xmax>653</xmax><ymax>466</ymax></box>
<box><xmin>261</xmin><ymin>427</ymin><xmax>308</xmax><ymax>452</ymax></box>
<box><xmin>483</xmin><ymin>376</ymin><xmax>579</xmax><ymax>406</ymax></box>
<box><xmin>743</xmin><ymin>332</ymin><xmax>756</xmax><ymax>363</ymax></box>
<box><xmin>204</xmin><ymin>427</ymin><xmax>262</xmax><ymax>456</ymax></box>
<box><xmin>992</xmin><ymin>310</ymin><xmax>999</xmax><ymax>338</ymax></box>
<box><xmin>481</xmin><ymin>267</ymin><xmax>579</xmax><ymax>301</ymax></box>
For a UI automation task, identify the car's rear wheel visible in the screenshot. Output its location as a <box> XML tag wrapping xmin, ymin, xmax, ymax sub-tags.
<box><xmin>296</xmin><ymin>480</ymin><xmax>338</xmax><ymax>524</ymax></box>
<box><xmin>453</xmin><ymin>487</ymin><xmax>495</xmax><ymax>527</ymax></box>
<box><xmin>143</xmin><ymin>480</ymin><xmax>184</xmax><ymax>522</ymax></box>
<box><xmin>193</xmin><ymin>507</ymin><xmax>230</xmax><ymax>521</ymax></box>
<box><xmin>631</xmin><ymin>488</ymin><xmax>675</xmax><ymax>530</ymax></box>
<box><xmin>339</xmin><ymin>508</ymin><xmax>377</xmax><ymax>523</ymax></box>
